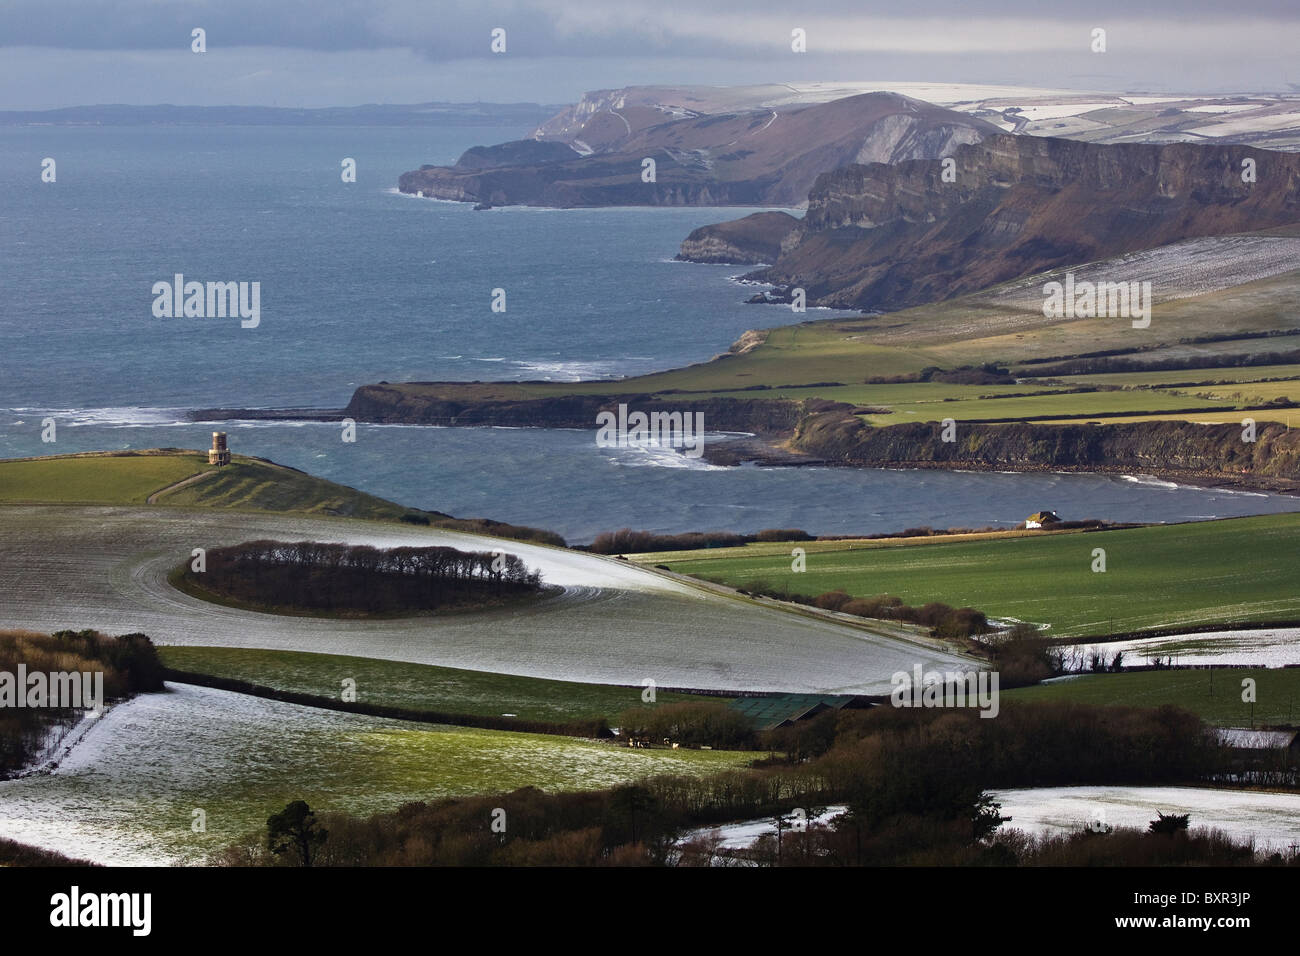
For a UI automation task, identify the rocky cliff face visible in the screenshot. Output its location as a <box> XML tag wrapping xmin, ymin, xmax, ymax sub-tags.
<box><xmin>792</xmin><ymin>406</ymin><xmax>1300</xmax><ymax>484</ymax></box>
<box><xmin>398</xmin><ymin>91</ymin><xmax>997</xmax><ymax>208</ymax></box>
<box><xmin>676</xmin><ymin>211</ymin><xmax>800</xmax><ymax>264</ymax></box>
<box><xmin>343</xmin><ymin>385</ymin><xmax>804</xmax><ymax>434</ymax></box>
<box><xmin>726</xmin><ymin>134</ymin><xmax>1300</xmax><ymax>310</ymax></box>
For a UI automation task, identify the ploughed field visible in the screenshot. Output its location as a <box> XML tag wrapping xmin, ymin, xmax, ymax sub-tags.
<box><xmin>0</xmin><ymin>505</ymin><xmax>975</xmax><ymax>694</ymax></box>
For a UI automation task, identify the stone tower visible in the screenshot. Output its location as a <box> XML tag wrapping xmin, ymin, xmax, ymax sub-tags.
<box><xmin>208</xmin><ymin>431</ymin><xmax>231</xmax><ymax>466</ymax></box>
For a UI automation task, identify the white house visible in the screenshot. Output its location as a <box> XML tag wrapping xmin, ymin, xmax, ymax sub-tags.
<box><xmin>1025</xmin><ymin>510</ymin><xmax>1061</xmax><ymax>529</ymax></box>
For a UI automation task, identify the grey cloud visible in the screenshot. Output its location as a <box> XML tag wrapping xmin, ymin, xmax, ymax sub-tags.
<box><xmin>4</xmin><ymin>0</ymin><xmax>1298</xmax><ymax>56</ymax></box>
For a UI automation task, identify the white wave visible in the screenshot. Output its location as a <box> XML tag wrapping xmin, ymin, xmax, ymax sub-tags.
<box><xmin>603</xmin><ymin>437</ymin><xmax>729</xmax><ymax>471</ymax></box>
<box><xmin>385</xmin><ymin>187</ymin><xmax>465</xmax><ymax>204</ymax></box>
<box><xmin>511</xmin><ymin>359</ymin><xmax>633</xmax><ymax>381</ymax></box>
<box><xmin>17</xmin><ymin>406</ymin><xmax>191</xmax><ymax>427</ymax></box>
<box><xmin>1120</xmin><ymin>474</ymin><xmax>1181</xmax><ymax>489</ymax></box>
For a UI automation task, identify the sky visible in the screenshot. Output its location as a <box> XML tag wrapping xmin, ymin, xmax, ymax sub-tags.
<box><xmin>2</xmin><ymin>0</ymin><xmax>1299</xmax><ymax>110</ymax></box>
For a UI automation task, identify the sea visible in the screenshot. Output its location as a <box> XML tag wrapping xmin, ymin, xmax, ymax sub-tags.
<box><xmin>2</xmin><ymin>123</ymin><xmax>1297</xmax><ymax>542</ymax></box>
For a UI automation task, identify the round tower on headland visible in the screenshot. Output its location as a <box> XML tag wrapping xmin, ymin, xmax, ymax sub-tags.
<box><xmin>208</xmin><ymin>431</ymin><xmax>231</xmax><ymax>466</ymax></box>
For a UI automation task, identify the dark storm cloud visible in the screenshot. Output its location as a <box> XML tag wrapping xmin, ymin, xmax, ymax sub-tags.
<box><xmin>5</xmin><ymin>0</ymin><xmax>1298</xmax><ymax>57</ymax></box>
<box><xmin>3</xmin><ymin>1</ymin><xmax>1298</xmax><ymax>108</ymax></box>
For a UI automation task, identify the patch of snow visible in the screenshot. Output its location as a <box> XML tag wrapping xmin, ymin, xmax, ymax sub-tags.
<box><xmin>992</xmin><ymin>785</ymin><xmax>1300</xmax><ymax>852</ymax></box>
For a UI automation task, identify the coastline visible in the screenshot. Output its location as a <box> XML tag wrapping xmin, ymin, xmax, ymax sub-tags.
<box><xmin>183</xmin><ymin>405</ymin><xmax>1300</xmax><ymax>498</ymax></box>
<box><xmin>700</xmin><ymin>438</ymin><xmax>1300</xmax><ymax>496</ymax></box>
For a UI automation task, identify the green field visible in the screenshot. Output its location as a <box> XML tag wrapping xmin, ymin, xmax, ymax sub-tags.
<box><xmin>1004</xmin><ymin>668</ymin><xmax>1300</xmax><ymax>728</ymax></box>
<box><xmin>1058</xmin><ymin>366</ymin><xmax>1300</xmax><ymax>388</ymax></box>
<box><xmin>0</xmin><ymin>451</ymin><xmax>569</xmax><ymax>547</ymax></box>
<box><xmin>0</xmin><ymin>450</ymin><xmax>413</xmax><ymax>518</ymax></box>
<box><xmin>858</xmin><ymin>388</ymin><xmax>1234</xmax><ymax>424</ymax></box>
<box><xmin>0</xmin><ymin>452</ymin><xmax>210</xmax><ymax>504</ymax></box>
<box><xmin>155</xmin><ymin>458</ymin><xmax>413</xmax><ymax>519</ymax></box>
<box><xmin>1170</xmin><ymin>379</ymin><xmax>1300</xmax><ymax>405</ymax></box>
<box><xmin>158</xmin><ymin>646</ymin><xmax>721</xmax><ymax>722</ymax></box>
<box><xmin>638</xmin><ymin>514</ymin><xmax>1300</xmax><ymax>638</ymax></box>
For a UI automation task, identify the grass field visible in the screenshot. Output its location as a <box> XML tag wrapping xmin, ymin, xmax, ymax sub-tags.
<box><xmin>1031</xmin><ymin>410</ymin><xmax>1296</xmax><ymax>426</ymax></box>
<box><xmin>1004</xmin><ymin>668</ymin><xmax>1300</xmax><ymax>728</ymax></box>
<box><xmin>1057</xmin><ymin>366</ymin><xmax>1300</xmax><ymax>388</ymax></box>
<box><xmin>1171</xmin><ymin>379</ymin><xmax>1300</xmax><ymax>405</ymax></box>
<box><xmin>158</xmin><ymin>646</ymin><xmax>721</xmax><ymax>722</ymax></box>
<box><xmin>0</xmin><ymin>452</ymin><xmax>209</xmax><ymax>504</ymax></box>
<box><xmin>858</xmin><ymin>388</ymin><xmax>1234</xmax><ymax>424</ymax></box>
<box><xmin>155</xmin><ymin>458</ymin><xmax>414</xmax><ymax>519</ymax></box>
<box><xmin>637</xmin><ymin>514</ymin><xmax>1300</xmax><ymax>638</ymax></box>
<box><xmin>0</xmin><ymin>449</ymin><xmax>415</xmax><ymax>519</ymax></box>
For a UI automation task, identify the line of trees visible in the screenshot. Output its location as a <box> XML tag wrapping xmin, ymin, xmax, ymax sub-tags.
<box><xmin>1019</xmin><ymin>347</ymin><xmax>1300</xmax><ymax>378</ymax></box>
<box><xmin>588</xmin><ymin>523</ymin><xmax>1118</xmax><ymax>555</ymax></box>
<box><xmin>181</xmin><ymin>540</ymin><xmax>543</xmax><ymax>615</ymax></box>
<box><xmin>738</xmin><ymin>585</ymin><xmax>989</xmax><ymax>640</ymax></box>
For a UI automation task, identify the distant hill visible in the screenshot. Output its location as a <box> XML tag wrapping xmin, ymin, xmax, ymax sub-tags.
<box><xmin>398</xmin><ymin>91</ymin><xmax>998</xmax><ymax>207</ymax></box>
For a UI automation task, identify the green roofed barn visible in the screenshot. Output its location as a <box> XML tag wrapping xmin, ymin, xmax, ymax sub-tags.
<box><xmin>728</xmin><ymin>693</ymin><xmax>863</xmax><ymax>731</ymax></box>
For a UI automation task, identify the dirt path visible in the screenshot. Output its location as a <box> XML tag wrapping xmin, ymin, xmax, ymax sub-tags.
<box><xmin>146</xmin><ymin>469</ymin><xmax>218</xmax><ymax>504</ymax></box>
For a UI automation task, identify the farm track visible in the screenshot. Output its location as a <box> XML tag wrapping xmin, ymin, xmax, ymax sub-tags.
<box><xmin>145</xmin><ymin>468</ymin><xmax>217</xmax><ymax>504</ymax></box>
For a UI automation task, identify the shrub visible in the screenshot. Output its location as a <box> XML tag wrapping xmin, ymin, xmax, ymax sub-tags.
<box><xmin>754</xmin><ymin>529</ymin><xmax>813</xmax><ymax>542</ymax></box>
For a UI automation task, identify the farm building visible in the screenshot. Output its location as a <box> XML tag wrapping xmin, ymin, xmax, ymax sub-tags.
<box><xmin>1025</xmin><ymin>510</ymin><xmax>1061</xmax><ymax>529</ymax></box>
<box><xmin>728</xmin><ymin>693</ymin><xmax>865</xmax><ymax>730</ymax></box>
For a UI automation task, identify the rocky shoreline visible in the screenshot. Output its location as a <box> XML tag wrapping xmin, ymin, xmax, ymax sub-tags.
<box><xmin>704</xmin><ymin>433</ymin><xmax>1300</xmax><ymax>495</ymax></box>
<box><xmin>186</xmin><ymin>399</ymin><xmax>1300</xmax><ymax>497</ymax></box>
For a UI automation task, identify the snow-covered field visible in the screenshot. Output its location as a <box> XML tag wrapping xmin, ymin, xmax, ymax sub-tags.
<box><xmin>0</xmin><ymin>683</ymin><xmax>753</xmax><ymax>866</ymax></box>
<box><xmin>1075</xmin><ymin>628</ymin><xmax>1300</xmax><ymax>667</ymax></box>
<box><xmin>983</xmin><ymin>236</ymin><xmax>1300</xmax><ymax>312</ymax></box>
<box><xmin>992</xmin><ymin>785</ymin><xmax>1300</xmax><ymax>852</ymax></box>
<box><xmin>0</xmin><ymin>505</ymin><xmax>974</xmax><ymax>694</ymax></box>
